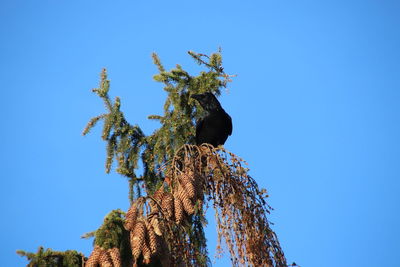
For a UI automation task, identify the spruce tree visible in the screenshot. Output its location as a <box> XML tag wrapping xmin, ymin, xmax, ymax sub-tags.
<box><xmin>18</xmin><ymin>50</ymin><xmax>290</xmax><ymax>267</ymax></box>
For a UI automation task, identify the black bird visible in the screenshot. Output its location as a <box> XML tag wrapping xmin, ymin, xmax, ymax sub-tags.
<box><xmin>191</xmin><ymin>92</ymin><xmax>233</xmax><ymax>147</ymax></box>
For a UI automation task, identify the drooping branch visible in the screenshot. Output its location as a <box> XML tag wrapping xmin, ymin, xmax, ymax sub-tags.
<box><xmin>169</xmin><ymin>145</ymin><xmax>287</xmax><ymax>267</ymax></box>
<box><xmin>85</xmin><ymin>144</ymin><xmax>287</xmax><ymax>267</ymax></box>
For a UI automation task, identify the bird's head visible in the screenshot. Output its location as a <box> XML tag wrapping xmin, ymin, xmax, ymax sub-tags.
<box><xmin>191</xmin><ymin>92</ymin><xmax>222</xmax><ymax>112</ymax></box>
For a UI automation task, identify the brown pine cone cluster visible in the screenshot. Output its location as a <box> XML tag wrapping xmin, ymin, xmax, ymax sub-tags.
<box><xmin>85</xmin><ymin>246</ymin><xmax>121</xmax><ymax>267</ymax></box>
<box><xmin>124</xmin><ymin>167</ymin><xmax>204</xmax><ymax>266</ymax></box>
<box><xmin>151</xmin><ymin>168</ymin><xmax>204</xmax><ymax>225</ymax></box>
<box><xmin>86</xmin><ymin>166</ymin><xmax>204</xmax><ymax>267</ymax></box>
<box><xmin>124</xmin><ymin>204</ymin><xmax>165</xmax><ymax>266</ymax></box>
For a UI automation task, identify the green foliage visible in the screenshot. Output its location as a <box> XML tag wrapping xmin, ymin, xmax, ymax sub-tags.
<box><xmin>92</xmin><ymin>209</ymin><xmax>128</xmax><ymax>250</ymax></box>
<box><xmin>88</xmin><ymin>209</ymin><xmax>132</xmax><ymax>265</ymax></box>
<box><xmin>83</xmin><ymin>51</ymin><xmax>232</xmax><ymax>202</ymax></box>
<box><xmin>17</xmin><ymin>247</ymin><xmax>84</xmax><ymax>267</ymax></box>
<box><xmin>146</xmin><ymin>52</ymin><xmax>224</xmax><ymax>166</ymax></box>
<box><xmin>82</xmin><ymin>50</ymin><xmax>232</xmax><ymax>266</ymax></box>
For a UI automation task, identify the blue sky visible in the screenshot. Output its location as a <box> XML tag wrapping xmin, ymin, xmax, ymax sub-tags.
<box><xmin>1</xmin><ymin>0</ymin><xmax>399</xmax><ymax>266</ymax></box>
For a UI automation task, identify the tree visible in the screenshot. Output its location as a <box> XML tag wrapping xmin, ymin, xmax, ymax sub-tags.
<box><xmin>18</xmin><ymin>50</ymin><xmax>289</xmax><ymax>267</ymax></box>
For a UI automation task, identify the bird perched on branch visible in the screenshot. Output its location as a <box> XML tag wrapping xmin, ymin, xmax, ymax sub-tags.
<box><xmin>191</xmin><ymin>92</ymin><xmax>233</xmax><ymax>147</ymax></box>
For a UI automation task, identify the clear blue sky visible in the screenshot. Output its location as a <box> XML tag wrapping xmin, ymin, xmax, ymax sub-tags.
<box><xmin>1</xmin><ymin>0</ymin><xmax>399</xmax><ymax>266</ymax></box>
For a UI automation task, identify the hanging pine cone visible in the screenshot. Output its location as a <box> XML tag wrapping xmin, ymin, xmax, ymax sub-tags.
<box><xmin>185</xmin><ymin>167</ymin><xmax>205</xmax><ymax>202</ymax></box>
<box><xmin>175</xmin><ymin>185</ymin><xmax>195</xmax><ymax>215</ymax></box>
<box><xmin>125</xmin><ymin>202</ymin><xmax>139</xmax><ymax>231</ymax></box>
<box><xmin>179</xmin><ymin>171</ymin><xmax>196</xmax><ymax>200</ymax></box>
<box><xmin>142</xmin><ymin>236</ymin><xmax>151</xmax><ymax>264</ymax></box>
<box><xmin>160</xmin><ymin>192</ymin><xmax>175</xmax><ymax>220</ymax></box>
<box><xmin>131</xmin><ymin>220</ymin><xmax>146</xmax><ymax>260</ymax></box>
<box><xmin>99</xmin><ymin>250</ymin><xmax>113</xmax><ymax>267</ymax></box>
<box><xmin>146</xmin><ymin>221</ymin><xmax>160</xmax><ymax>256</ymax></box>
<box><xmin>85</xmin><ymin>246</ymin><xmax>101</xmax><ymax>267</ymax></box>
<box><xmin>193</xmin><ymin>170</ymin><xmax>205</xmax><ymax>201</ymax></box>
<box><xmin>174</xmin><ymin>195</ymin><xmax>185</xmax><ymax>224</ymax></box>
<box><xmin>108</xmin><ymin>247</ymin><xmax>121</xmax><ymax>267</ymax></box>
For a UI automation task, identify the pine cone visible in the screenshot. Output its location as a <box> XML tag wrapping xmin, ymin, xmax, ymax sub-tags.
<box><xmin>125</xmin><ymin>202</ymin><xmax>138</xmax><ymax>231</ymax></box>
<box><xmin>99</xmin><ymin>250</ymin><xmax>113</xmax><ymax>267</ymax></box>
<box><xmin>131</xmin><ymin>220</ymin><xmax>146</xmax><ymax>260</ymax></box>
<box><xmin>160</xmin><ymin>192</ymin><xmax>174</xmax><ymax>220</ymax></box>
<box><xmin>146</xmin><ymin>222</ymin><xmax>160</xmax><ymax>256</ymax></box>
<box><xmin>108</xmin><ymin>247</ymin><xmax>121</xmax><ymax>267</ymax></box>
<box><xmin>142</xmin><ymin>236</ymin><xmax>151</xmax><ymax>264</ymax></box>
<box><xmin>185</xmin><ymin>168</ymin><xmax>205</xmax><ymax>202</ymax></box>
<box><xmin>179</xmin><ymin>172</ymin><xmax>196</xmax><ymax>200</ymax></box>
<box><xmin>85</xmin><ymin>246</ymin><xmax>101</xmax><ymax>267</ymax></box>
<box><xmin>175</xmin><ymin>185</ymin><xmax>194</xmax><ymax>215</ymax></box>
<box><xmin>193</xmin><ymin>170</ymin><xmax>205</xmax><ymax>201</ymax></box>
<box><xmin>153</xmin><ymin>188</ymin><xmax>164</xmax><ymax>201</ymax></box>
<box><xmin>174</xmin><ymin>195</ymin><xmax>185</xmax><ymax>224</ymax></box>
